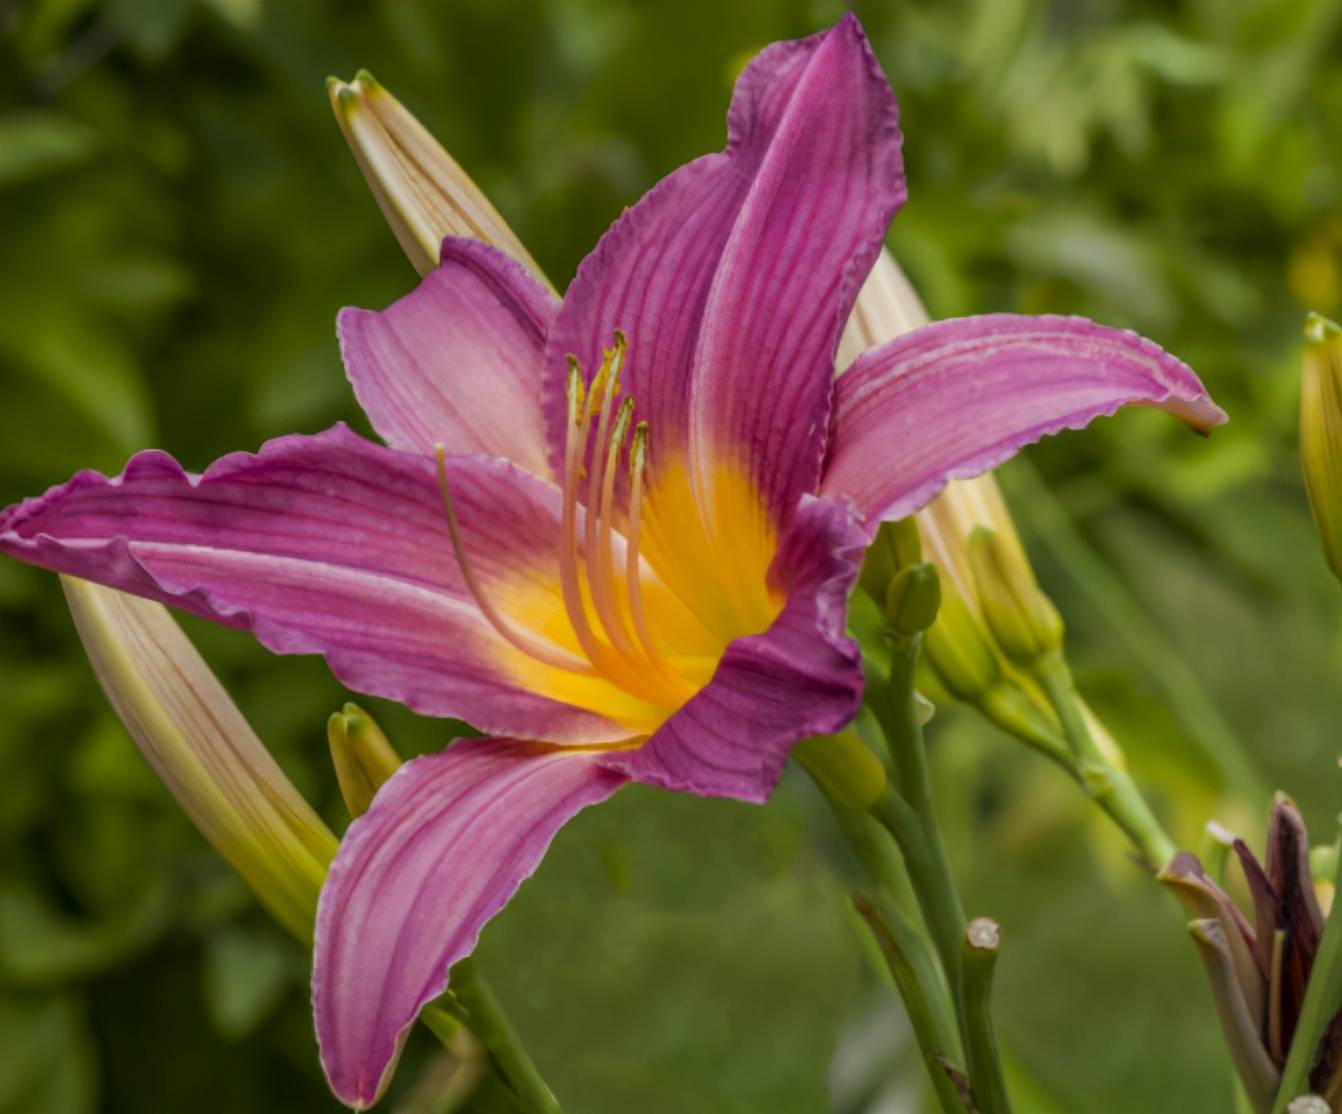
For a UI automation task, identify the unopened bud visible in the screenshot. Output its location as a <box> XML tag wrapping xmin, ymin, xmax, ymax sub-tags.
<box><xmin>1287</xmin><ymin>1096</ymin><xmax>1331</xmax><ymax>1114</ymax></box>
<box><xmin>885</xmin><ymin>562</ymin><xmax>941</xmax><ymax>641</ymax></box>
<box><xmin>327</xmin><ymin>702</ymin><xmax>402</xmax><ymax>819</ymax></box>
<box><xmin>327</xmin><ymin>70</ymin><xmax>541</xmax><ymax>280</ymax></box>
<box><xmin>967</xmin><ymin>526</ymin><xmax>1063</xmax><ymax>664</ymax></box>
<box><xmin>1301</xmin><ymin>313</ymin><xmax>1342</xmax><ymax>582</ymax></box>
<box><xmin>859</xmin><ymin>518</ymin><xmax>923</xmax><ymax>601</ymax></box>
<box><xmin>794</xmin><ymin>730</ymin><xmax>888</xmax><ymax>811</ymax></box>
<box><xmin>922</xmin><ymin>583</ymin><xmax>1001</xmax><ymax>701</ymax></box>
<box><xmin>62</xmin><ymin>578</ymin><xmax>335</xmax><ymax>944</ymax></box>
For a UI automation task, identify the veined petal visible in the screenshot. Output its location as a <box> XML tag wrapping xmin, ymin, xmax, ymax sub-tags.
<box><xmin>600</xmin><ymin>494</ymin><xmax>866</xmax><ymax>802</ymax></box>
<box><xmin>339</xmin><ymin>238</ymin><xmax>557</xmax><ymax>476</ymax></box>
<box><xmin>821</xmin><ymin>314</ymin><xmax>1227</xmax><ymax>530</ymax></box>
<box><xmin>543</xmin><ymin>15</ymin><xmax>902</xmax><ymax>519</ymax></box>
<box><xmin>687</xmin><ymin>14</ymin><xmax>903</xmax><ymax>524</ymax></box>
<box><xmin>0</xmin><ymin>425</ymin><xmax>626</xmax><ymax>744</ymax></box>
<box><xmin>313</xmin><ymin>738</ymin><xmax>625</xmax><ymax>1108</ymax></box>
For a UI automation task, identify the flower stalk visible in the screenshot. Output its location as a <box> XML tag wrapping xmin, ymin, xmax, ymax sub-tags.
<box><xmin>963</xmin><ymin>918</ymin><xmax>1012</xmax><ymax>1114</ymax></box>
<box><xmin>1032</xmin><ymin>650</ymin><xmax>1177</xmax><ymax>869</ymax></box>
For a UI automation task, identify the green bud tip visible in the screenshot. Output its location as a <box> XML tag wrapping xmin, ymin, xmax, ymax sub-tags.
<box><xmin>884</xmin><ymin>562</ymin><xmax>941</xmax><ymax>639</ymax></box>
<box><xmin>353</xmin><ymin>68</ymin><xmax>382</xmax><ymax>92</ymax></box>
<box><xmin>327</xmin><ymin>702</ymin><xmax>402</xmax><ymax>819</ymax></box>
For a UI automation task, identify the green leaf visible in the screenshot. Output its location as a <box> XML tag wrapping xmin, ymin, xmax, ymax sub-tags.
<box><xmin>0</xmin><ymin>994</ymin><xmax>96</xmax><ymax>1114</ymax></box>
<box><xmin>0</xmin><ymin>881</ymin><xmax>171</xmax><ymax>986</ymax></box>
<box><xmin>201</xmin><ymin>927</ymin><xmax>296</xmax><ymax>1040</ymax></box>
<box><xmin>0</xmin><ymin>113</ymin><xmax>97</xmax><ymax>187</ymax></box>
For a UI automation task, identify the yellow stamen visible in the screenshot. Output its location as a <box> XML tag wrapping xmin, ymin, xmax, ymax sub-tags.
<box><xmin>434</xmin><ymin>445</ymin><xmax>592</xmax><ymax>673</ymax></box>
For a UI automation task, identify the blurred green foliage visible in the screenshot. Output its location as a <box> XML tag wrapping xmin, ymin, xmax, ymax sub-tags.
<box><xmin>1</xmin><ymin>0</ymin><xmax>1340</xmax><ymax>1111</ymax></box>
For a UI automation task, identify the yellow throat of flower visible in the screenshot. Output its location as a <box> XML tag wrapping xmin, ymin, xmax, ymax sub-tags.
<box><xmin>436</xmin><ymin>333</ymin><xmax>783</xmax><ymax>737</ymax></box>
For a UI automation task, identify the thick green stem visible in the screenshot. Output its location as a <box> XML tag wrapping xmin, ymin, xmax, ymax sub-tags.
<box><xmin>867</xmin><ymin>644</ymin><xmax>968</xmax><ymax>1005</ymax></box>
<box><xmin>870</xmin><ymin>788</ymin><xmax>969</xmax><ymax>1015</ymax></box>
<box><xmin>1035</xmin><ymin>652</ymin><xmax>1177</xmax><ymax>869</ymax></box>
<box><xmin>808</xmin><ymin>767</ymin><xmax>966</xmax><ymax>1112</ymax></box>
<box><xmin>449</xmin><ymin>958</ymin><xmax>563</xmax><ymax>1114</ymax></box>
<box><xmin>963</xmin><ymin>919</ymin><xmax>1013</xmax><ymax>1114</ymax></box>
<box><xmin>853</xmin><ymin>892</ymin><xmax>970</xmax><ymax>1114</ymax></box>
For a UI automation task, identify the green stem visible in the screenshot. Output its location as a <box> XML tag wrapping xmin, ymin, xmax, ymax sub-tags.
<box><xmin>963</xmin><ymin>920</ymin><xmax>1013</xmax><ymax>1114</ymax></box>
<box><xmin>1000</xmin><ymin>460</ymin><xmax>1266</xmax><ymax>804</ymax></box>
<box><xmin>449</xmin><ymin>958</ymin><xmax>563</xmax><ymax>1114</ymax></box>
<box><xmin>870</xmin><ymin>788</ymin><xmax>969</xmax><ymax>1013</ymax></box>
<box><xmin>1034</xmin><ymin>653</ymin><xmax>1177</xmax><ymax>869</ymax></box>
<box><xmin>834</xmin><ymin>806</ymin><xmax>963</xmax><ymax>1060</ymax></box>
<box><xmin>867</xmin><ymin>644</ymin><xmax>968</xmax><ymax>1005</ymax></box>
<box><xmin>853</xmin><ymin>891</ymin><xmax>970</xmax><ymax>1114</ymax></box>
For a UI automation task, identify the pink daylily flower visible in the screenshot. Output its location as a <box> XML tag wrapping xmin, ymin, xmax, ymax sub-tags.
<box><xmin>1</xmin><ymin>16</ymin><xmax>1224</xmax><ymax>1108</ymax></box>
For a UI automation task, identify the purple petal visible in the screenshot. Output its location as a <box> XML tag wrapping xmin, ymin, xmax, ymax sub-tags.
<box><xmin>821</xmin><ymin>314</ymin><xmax>1228</xmax><ymax>530</ymax></box>
<box><xmin>1158</xmin><ymin>851</ymin><xmax>1264</xmax><ymax>1022</ymax></box>
<box><xmin>339</xmin><ymin>238</ymin><xmax>557</xmax><ymax>477</ymax></box>
<box><xmin>600</xmin><ymin>494</ymin><xmax>866</xmax><ymax>802</ymax></box>
<box><xmin>687</xmin><ymin>14</ymin><xmax>903</xmax><ymax>522</ymax></box>
<box><xmin>542</xmin><ymin>14</ymin><xmax>902</xmax><ymax>523</ymax></box>
<box><xmin>0</xmin><ymin>425</ymin><xmax>625</xmax><ymax>744</ymax></box>
<box><xmin>314</xmin><ymin>738</ymin><xmax>626</xmax><ymax>1108</ymax></box>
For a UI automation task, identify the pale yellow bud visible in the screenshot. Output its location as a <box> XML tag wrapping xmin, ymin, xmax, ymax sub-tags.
<box><xmin>61</xmin><ymin>578</ymin><xmax>335</xmax><ymax>943</ymax></box>
<box><xmin>327</xmin><ymin>70</ymin><xmax>542</xmax><ymax>281</ymax></box>
<box><xmin>1300</xmin><ymin>312</ymin><xmax>1342</xmax><ymax>581</ymax></box>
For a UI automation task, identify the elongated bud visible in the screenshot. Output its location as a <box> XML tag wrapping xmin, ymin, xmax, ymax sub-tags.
<box><xmin>967</xmin><ymin>526</ymin><xmax>1063</xmax><ymax>664</ymax></box>
<box><xmin>327</xmin><ymin>70</ymin><xmax>542</xmax><ymax>280</ymax></box>
<box><xmin>885</xmin><ymin>562</ymin><xmax>941</xmax><ymax>641</ymax></box>
<box><xmin>922</xmin><ymin>583</ymin><xmax>1001</xmax><ymax>702</ymax></box>
<box><xmin>1301</xmin><ymin>313</ymin><xmax>1342</xmax><ymax>582</ymax></box>
<box><xmin>794</xmin><ymin>730</ymin><xmax>888</xmax><ymax>811</ymax></box>
<box><xmin>328</xmin><ymin>702</ymin><xmax>402</xmax><ymax>819</ymax></box>
<box><xmin>61</xmin><ymin>578</ymin><xmax>336</xmax><ymax>944</ymax></box>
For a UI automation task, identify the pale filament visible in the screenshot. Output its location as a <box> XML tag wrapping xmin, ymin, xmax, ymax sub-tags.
<box><xmin>433</xmin><ymin>445</ymin><xmax>594</xmax><ymax>674</ymax></box>
<box><xmin>435</xmin><ymin>333</ymin><xmax>695</xmax><ymax>712</ymax></box>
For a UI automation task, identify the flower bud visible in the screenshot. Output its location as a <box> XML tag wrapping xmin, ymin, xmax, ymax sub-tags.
<box><xmin>327</xmin><ymin>70</ymin><xmax>541</xmax><ymax>280</ymax></box>
<box><xmin>858</xmin><ymin>518</ymin><xmax>923</xmax><ymax>602</ymax></box>
<box><xmin>967</xmin><ymin>526</ymin><xmax>1064</xmax><ymax>664</ymax></box>
<box><xmin>1301</xmin><ymin>312</ymin><xmax>1342</xmax><ymax>582</ymax></box>
<box><xmin>921</xmin><ymin>581</ymin><xmax>1002</xmax><ymax>702</ymax></box>
<box><xmin>793</xmin><ymin>730</ymin><xmax>888</xmax><ymax>811</ymax></box>
<box><xmin>327</xmin><ymin>702</ymin><xmax>402</xmax><ymax>819</ymax></box>
<box><xmin>884</xmin><ymin>562</ymin><xmax>941</xmax><ymax>641</ymax></box>
<box><xmin>62</xmin><ymin>578</ymin><xmax>336</xmax><ymax>944</ymax></box>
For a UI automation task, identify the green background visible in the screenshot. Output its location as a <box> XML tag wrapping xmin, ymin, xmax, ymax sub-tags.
<box><xmin>2</xmin><ymin>0</ymin><xmax>1341</xmax><ymax>1110</ymax></box>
